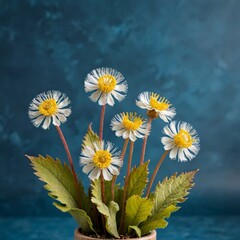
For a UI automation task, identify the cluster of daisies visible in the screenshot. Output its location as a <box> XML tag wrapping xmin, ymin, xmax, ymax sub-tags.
<box><xmin>28</xmin><ymin>67</ymin><xmax>200</xmax><ymax>182</ymax></box>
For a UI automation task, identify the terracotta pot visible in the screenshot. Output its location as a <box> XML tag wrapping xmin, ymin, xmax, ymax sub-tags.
<box><xmin>74</xmin><ymin>228</ymin><xmax>157</xmax><ymax>240</ymax></box>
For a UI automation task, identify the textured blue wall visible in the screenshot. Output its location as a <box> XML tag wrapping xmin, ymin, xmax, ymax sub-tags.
<box><xmin>1</xmin><ymin>0</ymin><xmax>240</xmax><ymax>217</ymax></box>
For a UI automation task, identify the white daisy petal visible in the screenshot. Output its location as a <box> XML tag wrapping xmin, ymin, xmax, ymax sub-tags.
<box><xmin>80</xmin><ymin>157</ymin><xmax>92</xmax><ymax>165</ymax></box>
<box><xmin>82</xmin><ymin>163</ymin><xmax>95</xmax><ymax>174</ymax></box>
<box><xmin>123</xmin><ymin>131</ymin><xmax>129</xmax><ymax>139</ymax></box>
<box><xmin>80</xmin><ymin>140</ymin><xmax>121</xmax><ymax>181</ymax></box>
<box><xmin>52</xmin><ymin>115</ymin><xmax>60</xmax><ymax>126</ymax></box>
<box><xmin>163</xmin><ymin>125</ymin><xmax>175</xmax><ymax>137</ymax></box>
<box><xmin>57</xmin><ymin>97</ymin><xmax>70</xmax><ymax>108</ymax></box>
<box><xmin>28</xmin><ymin>90</ymin><xmax>71</xmax><ymax>129</ymax></box>
<box><xmin>111</xmin><ymin>112</ymin><xmax>148</xmax><ymax>142</ymax></box>
<box><xmin>56</xmin><ymin>113</ymin><xmax>67</xmax><ymax>123</ymax></box>
<box><xmin>107</xmin><ymin>93</ymin><xmax>115</xmax><ymax>106</ymax></box>
<box><xmin>169</xmin><ymin>146</ymin><xmax>178</xmax><ymax>159</ymax></box>
<box><xmin>161</xmin><ymin>121</ymin><xmax>200</xmax><ymax>162</ymax></box>
<box><xmin>89</xmin><ymin>90</ymin><xmax>102</xmax><ymax>102</ymax></box>
<box><xmin>136</xmin><ymin>92</ymin><xmax>175</xmax><ymax>122</ymax></box>
<box><xmin>88</xmin><ymin>168</ymin><xmax>100</xmax><ymax>180</ymax></box>
<box><xmin>161</xmin><ymin>136</ymin><xmax>172</xmax><ymax>145</ymax></box>
<box><xmin>84</xmin><ymin>68</ymin><xmax>127</xmax><ymax>106</ymax></box>
<box><xmin>84</xmin><ymin>81</ymin><xmax>99</xmax><ymax>92</ymax></box>
<box><xmin>111</xmin><ymin>158</ymin><xmax>123</xmax><ymax>167</ymax></box>
<box><xmin>28</xmin><ymin>110</ymin><xmax>41</xmax><ymax>118</ymax></box>
<box><xmin>164</xmin><ymin>142</ymin><xmax>175</xmax><ymax>150</ymax></box>
<box><xmin>57</xmin><ymin>108</ymin><xmax>72</xmax><ymax>117</ymax></box>
<box><xmin>102</xmin><ymin>168</ymin><xmax>112</xmax><ymax>181</ymax></box>
<box><xmin>178</xmin><ymin>148</ymin><xmax>187</xmax><ymax>162</ymax></box>
<box><xmin>111</xmin><ymin>91</ymin><xmax>126</xmax><ymax>102</ymax></box>
<box><xmin>169</xmin><ymin>121</ymin><xmax>177</xmax><ymax>134</ymax></box>
<box><xmin>42</xmin><ymin>117</ymin><xmax>51</xmax><ymax>129</ymax></box>
<box><xmin>184</xmin><ymin>148</ymin><xmax>195</xmax><ymax>160</ymax></box>
<box><xmin>129</xmin><ymin>131</ymin><xmax>137</xmax><ymax>142</ymax></box>
<box><xmin>108</xmin><ymin>164</ymin><xmax>119</xmax><ymax>175</ymax></box>
<box><xmin>134</xmin><ymin>130</ymin><xmax>145</xmax><ymax>138</ymax></box>
<box><xmin>32</xmin><ymin>115</ymin><xmax>45</xmax><ymax>127</ymax></box>
<box><xmin>98</xmin><ymin>93</ymin><xmax>107</xmax><ymax>106</ymax></box>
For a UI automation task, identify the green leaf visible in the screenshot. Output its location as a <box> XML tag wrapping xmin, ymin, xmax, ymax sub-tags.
<box><xmin>78</xmin><ymin>180</ymin><xmax>91</xmax><ymax>215</ymax></box>
<box><xmin>82</xmin><ymin>123</ymin><xmax>99</xmax><ymax>150</ymax></box>
<box><xmin>152</xmin><ymin>170</ymin><xmax>198</xmax><ymax>213</ymax></box>
<box><xmin>53</xmin><ymin>204</ymin><xmax>95</xmax><ymax>234</ymax></box>
<box><xmin>127</xmin><ymin>161</ymin><xmax>149</xmax><ymax>199</ymax></box>
<box><xmin>27</xmin><ymin>155</ymin><xmax>95</xmax><ymax>233</ymax></box>
<box><xmin>102</xmin><ymin>180</ymin><xmax>121</xmax><ymax>206</ymax></box>
<box><xmin>91</xmin><ymin>180</ymin><xmax>120</xmax><ymax>238</ymax></box>
<box><xmin>140</xmin><ymin>205</ymin><xmax>179</xmax><ymax>235</ymax></box>
<box><xmin>124</xmin><ymin>195</ymin><xmax>153</xmax><ymax>234</ymax></box>
<box><xmin>139</xmin><ymin>170</ymin><xmax>198</xmax><ymax>235</ymax></box>
<box><xmin>128</xmin><ymin>226</ymin><xmax>141</xmax><ymax>238</ymax></box>
<box><xmin>116</xmin><ymin>187</ymin><xmax>124</xmax><ymax>226</ymax></box>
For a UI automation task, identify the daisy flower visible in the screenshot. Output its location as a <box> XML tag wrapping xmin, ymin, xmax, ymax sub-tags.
<box><xmin>84</xmin><ymin>67</ymin><xmax>128</xmax><ymax>106</ymax></box>
<box><xmin>28</xmin><ymin>90</ymin><xmax>71</xmax><ymax>129</ymax></box>
<box><xmin>80</xmin><ymin>141</ymin><xmax>122</xmax><ymax>181</ymax></box>
<box><xmin>136</xmin><ymin>92</ymin><xmax>176</xmax><ymax>122</ymax></box>
<box><xmin>161</xmin><ymin>121</ymin><xmax>200</xmax><ymax>162</ymax></box>
<box><xmin>111</xmin><ymin>112</ymin><xmax>148</xmax><ymax>142</ymax></box>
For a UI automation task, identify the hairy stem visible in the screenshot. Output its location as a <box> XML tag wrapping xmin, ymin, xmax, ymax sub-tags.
<box><xmin>111</xmin><ymin>138</ymin><xmax>129</xmax><ymax>201</ymax></box>
<box><xmin>139</xmin><ymin>117</ymin><xmax>153</xmax><ymax>165</ymax></box>
<box><xmin>55</xmin><ymin>125</ymin><xmax>82</xmax><ymax>208</ymax></box>
<box><xmin>146</xmin><ymin>150</ymin><xmax>169</xmax><ymax>197</ymax></box>
<box><xmin>119</xmin><ymin>140</ymin><xmax>134</xmax><ymax>234</ymax></box>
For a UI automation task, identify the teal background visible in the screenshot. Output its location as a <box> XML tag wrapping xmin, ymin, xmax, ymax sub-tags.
<box><xmin>1</xmin><ymin>0</ymin><xmax>240</xmax><ymax>219</ymax></box>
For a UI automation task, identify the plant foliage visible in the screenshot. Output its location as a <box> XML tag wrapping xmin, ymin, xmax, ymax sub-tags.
<box><xmin>27</xmin><ymin>155</ymin><xmax>95</xmax><ymax>234</ymax></box>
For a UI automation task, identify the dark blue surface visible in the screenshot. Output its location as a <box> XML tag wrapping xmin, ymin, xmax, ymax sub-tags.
<box><xmin>1</xmin><ymin>217</ymin><xmax>240</xmax><ymax>240</ymax></box>
<box><xmin>0</xmin><ymin>0</ymin><xmax>240</xmax><ymax>219</ymax></box>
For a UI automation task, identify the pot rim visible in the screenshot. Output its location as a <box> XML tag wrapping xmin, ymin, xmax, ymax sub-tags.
<box><xmin>74</xmin><ymin>228</ymin><xmax>156</xmax><ymax>240</ymax></box>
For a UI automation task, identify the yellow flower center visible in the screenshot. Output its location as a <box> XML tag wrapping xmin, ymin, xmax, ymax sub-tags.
<box><xmin>174</xmin><ymin>129</ymin><xmax>193</xmax><ymax>148</ymax></box>
<box><xmin>98</xmin><ymin>74</ymin><xmax>117</xmax><ymax>93</ymax></box>
<box><xmin>93</xmin><ymin>150</ymin><xmax>112</xmax><ymax>169</ymax></box>
<box><xmin>149</xmin><ymin>94</ymin><xmax>170</xmax><ymax>111</ymax></box>
<box><xmin>122</xmin><ymin>113</ymin><xmax>143</xmax><ymax>130</ymax></box>
<box><xmin>38</xmin><ymin>99</ymin><xmax>58</xmax><ymax>116</ymax></box>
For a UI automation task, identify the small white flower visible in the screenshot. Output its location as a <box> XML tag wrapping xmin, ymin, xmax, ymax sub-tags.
<box><xmin>84</xmin><ymin>67</ymin><xmax>128</xmax><ymax>106</ymax></box>
<box><xmin>111</xmin><ymin>112</ymin><xmax>148</xmax><ymax>142</ymax></box>
<box><xmin>136</xmin><ymin>92</ymin><xmax>176</xmax><ymax>122</ymax></box>
<box><xmin>80</xmin><ymin>141</ymin><xmax>122</xmax><ymax>181</ymax></box>
<box><xmin>28</xmin><ymin>90</ymin><xmax>71</xmax><ymax>129</ymax></box>
<box><xmin>161</xmin><ymin>121</ymin><xmax>200</xmax><ymax>162</ymax></box>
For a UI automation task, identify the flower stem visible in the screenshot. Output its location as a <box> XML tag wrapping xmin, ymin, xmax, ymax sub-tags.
<box><xmin>100</xmin><ymin>171</ymin><xmax>106</xmax><ymax>203</ymax></box>
<box><xmin>119</xmin><ymin>140</ymin><xmax>134</xmax><ymax>234</ymax></box>
<box><xmin>100</xmin><ymin>171</ymin><xmax>106</xmax><ymax>235</ymax></box>
<box><xmin>99</xmin><ymin>105</ymin><xmax>106</xmax><ymax>141</ymax></box>
<box><xmin>146</xmin><ymin>150</ymin><xmax>169</xmax><ymax>198</ymax></box>
<box><xmin>55</xmin><ymin>125</ymin><xmax>82</xmax><ymax>208</ymax></box>
<box><xmin>111</xmin><ymin>138</ymin><xmax>129</xmax><ymax>201</ymax></box>
<box><xmin>139</xmin><ymin>117</ymin><xmax>153</xmax><ymax>165</ymax></box>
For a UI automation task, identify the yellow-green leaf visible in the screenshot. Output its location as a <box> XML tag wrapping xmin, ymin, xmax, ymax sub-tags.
<box><xmin>91</xmin><ymin>180</ymin><xmax>120</xmax><ymax>238</ymax></box>
<box><xmin>126</xmin><ymin>161</ymin><xmax>149</xmax><ymax>199</ymax></box>
<box><xmin>82</xmin><ymin>124</ymin><xmax>99</xmax><ymax>150</ymax></box>
<box><xmin>128</xmin><ymin>226</ymin><xmax>141</xmax><ymax>238</ymax></box>
<box><xmin>153</xmin><ymin>170</ymin><xmax>198</xmax><ymax>213</ymax></box>
<box><xmin>104</xmin><ymin>180</ymin><xmax>120</xmax><ymax>205</ymax></box>
<box><xmin>139</xmin><ymin>170</ymin><xmax>198</xmax><ymax>235</ymax></box>
<box><xmin>54</xmin><ymin>204</ymin><xmax>95</xmax><ymax>234</ymax></box>
<box><xmin>27</xmin><ymin>155</ymin><xmax>95</xmax><ymax>233</ymax></box>
<box><xmin>124</xmin><ymin>195</ymin><xmax>153</xmax><ymax>234</ymax></box>
<box><xmin>140</xmin><ymin>205</ymin><xmax>179</xmax><ymax>235</ymax></box>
